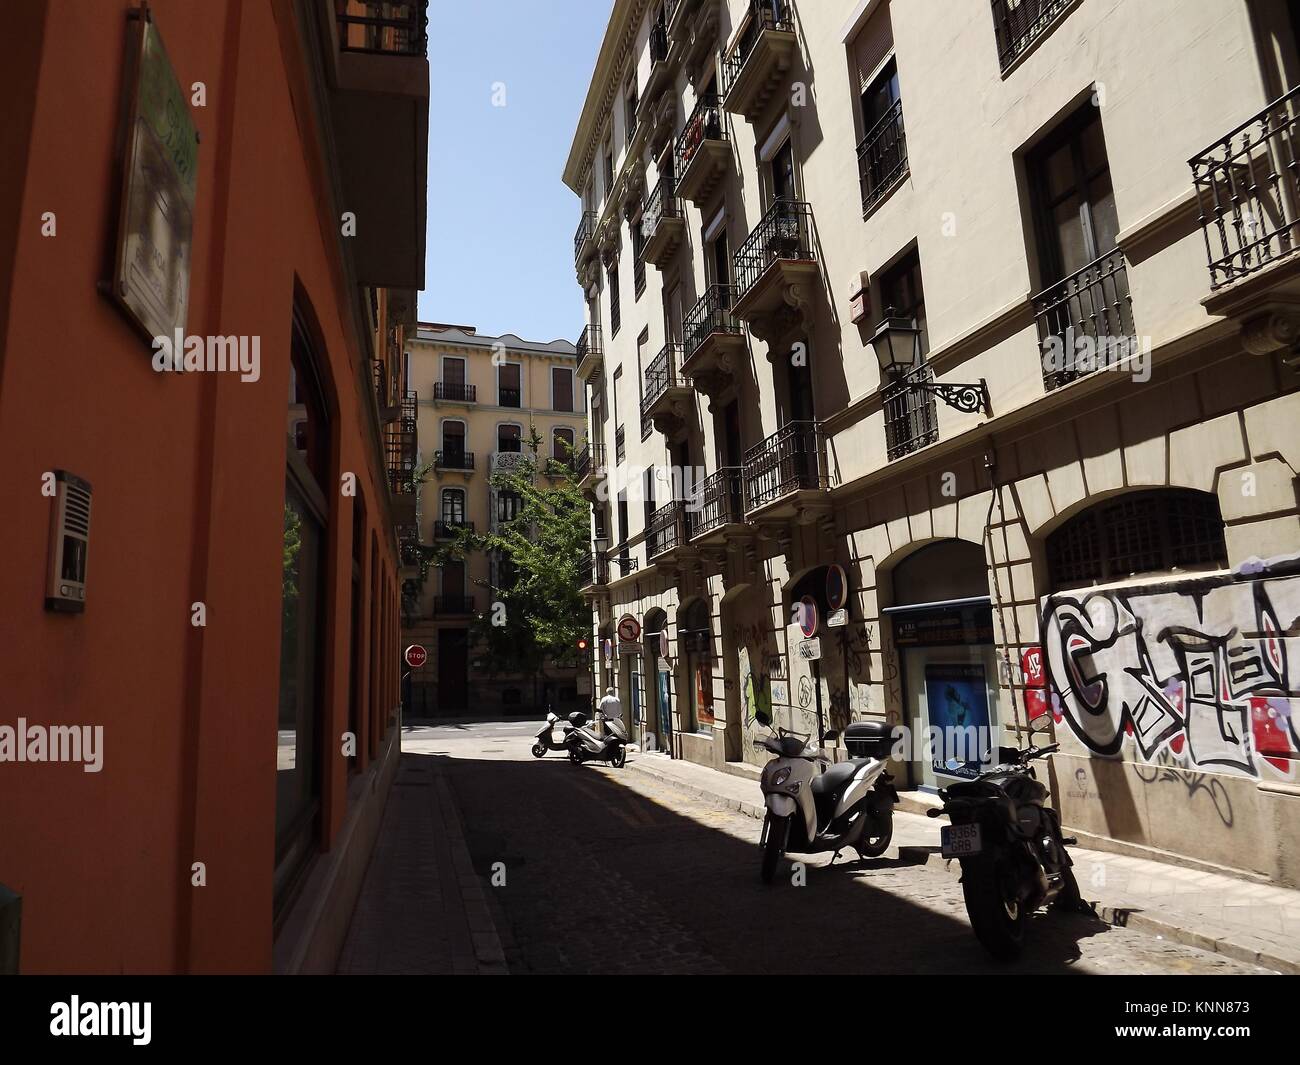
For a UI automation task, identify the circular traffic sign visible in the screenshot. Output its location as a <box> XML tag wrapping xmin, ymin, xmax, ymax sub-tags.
<box><xmin>826</xmin><ymin>564</ymin><xmax>848</xmax><ymax>612</ymax></box>
<box><xmin>617</xmin><ymin>614</ymin><xmax>641</xmax><ymax>643</ymax></box>
<box><xmin>659</xmin><ymin>629</ymin><xmax>670</xmax><ymax>659</ymax></box>
<box><xmin>404</xmin><ymin>644</ymin><xmax>428</xmax><ymax>669</ymax></box>
<box><xmin>798</xmin><ymin>595</ymin><xmax>819</xmax><ymax>639</ymax></box>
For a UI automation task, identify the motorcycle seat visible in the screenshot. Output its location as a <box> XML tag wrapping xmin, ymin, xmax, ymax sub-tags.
<box><xmin>811</xmin><ymin>760</ymin><xmax>859</xmax><ymax>795</ymax></box>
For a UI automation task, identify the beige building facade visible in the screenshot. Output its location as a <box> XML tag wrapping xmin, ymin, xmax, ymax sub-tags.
<box><xmin>565</xmin><ymin>0</ymin><xmax>1300</xmax><ymax>885</ymax></box>
<box><xmin>402</xmin><ymin>324</ymin><xmax>589</xmax><ymax>716</ymax></box>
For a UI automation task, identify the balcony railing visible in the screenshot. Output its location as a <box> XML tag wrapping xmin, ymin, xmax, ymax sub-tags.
<box><xmin>640</xmin><ymin>343</ymin><xmax>683</xmax><ymax>420</ymax></box>
<box><xmin>574</xmin><ymin>210</ymin><xmax>597</xmax><ymax>264</ymax></box>
<box><xmin>615</xmin><ymin>425</ymin><xmax>626</xmax><ymax>463</ymax></box>
<box><xmin>642</xmin><ymin>176</ymin><xmax>681</xmax><ymax>244</ymax></box>
<box><xmin>721</xmin><ymin>1</ymin><xmax>793</xmax><ymax>100</ymax></box>
<box><xmin>692</xmin><ymin>466</ymin><xmax>745</xmax><ymax>537</ymax></box>
<box><xmin>1191</xmin><ymin>83</ymin><xmax>1300</xmax><ymax>290</ymax></box>
<box><xmin>684</xmin><ymin>283</ymin><xmax>741</xmax><ymax>361</ymax></box>
<box><xmin>743</xmin><ymin>421</ymin><xmax>825</xmax><ymax>511</ymax></box>
<box><xmin>733</xmin><ymin>198</ymin><xmax>815</xmax><ymax>304</ymax></box>
<box><xmin>491</xmin><ymin>450</ymin><xmax>529</xmax><ymax>473</ymax></box>
<box><xmin>991</xmin><ymin>0</ymin><xmax>1074</xmax><ymax>72</ymax></box>
<box><xmin>498</xmin><ymin>386</ymin><xmax>521</xmax><ymax>408</ymax></box>
<box><xmin>581</xmin><ymin>552</ymin><xmax>611</xmax><ymax>589</ymax></box>
<box><xmin>857</xmin><ymin>98</ymin><xmax>908</xmax><ymax>215</ymax></box>
<box><xmin>336</xmin><ymin>1</ymin><xmax>428</xmax><ymax>57</ymax></box>
<box><xmin>434</xmin><ymin>449</ymin><xmax>475</xmax><ymax>471</ymax></box>
<box><xmin>882</xmin><ymin>363</ymin><xmax>940</xmax><ymax>460</ymax></box>
<box><xmin>1032</xmin><ymin>248</ymin><xmax>1136</xmax><ymax>392</ymax></box>
<box><xmin>574</xmin><ymin>441</ymin><xmax>606</xmax><ymax>482</ymax></box>
<box><xmin>576</xmin><ymin>324</ymin><xmax>603</xmax><ymax>366</ymax></box>
<box><xmin>433</xmin><ymin>519</ymin><xmax>474</xmax><ymax>539</ymax></box>
<box><xmin>433</xmin><ymin>381</ymin><xmax>476</xmax><ymax>403</ymax></box>
<box><xmin>646</xmin><ymin>501</ymin><xmax>689</xmax><ymax>559</ymax></box>
<box><xmin>674</xmin><ymin>93</ymin><xmax>726</xmax><ymax>182</ymax></box>
<box><xmin>433</xmin><ymin>594</ymin><xmax>475</xmax><ymax>615</ymax></box>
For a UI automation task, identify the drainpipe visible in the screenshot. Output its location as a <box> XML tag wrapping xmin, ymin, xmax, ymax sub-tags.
<box><xmin>982</xmin><ymin>447</ymin><xmax>1025</xmax><ymax>736</ymax></box>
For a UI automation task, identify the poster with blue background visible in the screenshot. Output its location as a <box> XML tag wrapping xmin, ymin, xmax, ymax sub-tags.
<box><xmin>924</xmin><ymin>663</ymin><xmax>991</xmax><ymax>778</ymax></box>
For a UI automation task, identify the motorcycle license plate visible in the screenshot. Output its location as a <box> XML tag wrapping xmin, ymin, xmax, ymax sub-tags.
<box><xmin>941</xmin><ymin>823</ymin><xmax>982</xmax><ymax>858</ymax></box>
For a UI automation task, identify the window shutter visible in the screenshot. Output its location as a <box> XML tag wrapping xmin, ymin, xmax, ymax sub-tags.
<box><xmin>853</xmin><ymin>2</ymin><xmax>894</xmax><ymax>94</ymax></box>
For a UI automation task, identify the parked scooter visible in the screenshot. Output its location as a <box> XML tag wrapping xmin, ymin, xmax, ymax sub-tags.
<box><xmin>531</xmin><ymin>707</ymin><xmax>582</xmax><ymax>758</ymax></box>
<box><xmin>928</xmin><ymin>710</ymin><xmax>1084</xmax><ymax>960</ymax></box>
<box><xmin>755</xmin><ymin>718</ymin><xmax>898</xmax><ymax>884</ymax></box>
<box><xmin>568</xmin><ymin>707</ymin><xmax>629</xmax><ymax>768</ymax></box>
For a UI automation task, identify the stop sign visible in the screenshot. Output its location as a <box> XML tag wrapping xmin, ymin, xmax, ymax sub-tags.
<box><xmin>404</xmin><ymin>644</ymin><xmax>428</xmax><ymax>669</ymax></box>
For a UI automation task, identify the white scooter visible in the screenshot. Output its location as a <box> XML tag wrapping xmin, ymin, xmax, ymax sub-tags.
<box><xmin>531</xmin><ymin>707</ymin><xmax>582</xmax><ymax>758</ymax></box>
<box><xmin>756</xmin><ymin>720</ymin><xmax>898</xmax><ymax>884</ymax></box>
<box><xmin>568</xmin><ymin>708</ymin><xmax>629</xmax><ymax>768</ymax></box>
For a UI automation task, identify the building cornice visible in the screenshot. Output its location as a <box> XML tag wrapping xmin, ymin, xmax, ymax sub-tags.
<box><xmin>562</xmin><ymin>0</ymin><xmax>652</xmax><ymax>195</ymax></box>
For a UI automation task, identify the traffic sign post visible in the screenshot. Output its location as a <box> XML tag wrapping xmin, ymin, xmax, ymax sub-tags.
<box><xmin>404</xmin><ymin>644</ymin><xmax>427</xmax><ymax>670</ymax></box>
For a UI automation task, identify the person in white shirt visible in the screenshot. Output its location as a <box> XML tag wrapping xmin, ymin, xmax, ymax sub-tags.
<box><xmin>597</xmin><ymin>687</ymin><xmax>622</xmax><ymax>724</ymax></box>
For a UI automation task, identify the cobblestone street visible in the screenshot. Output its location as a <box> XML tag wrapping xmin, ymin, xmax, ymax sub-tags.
<box><xmin>395</xmin><ymin>722</ymin><xmax>1274</xmax><ymax>976</ymax></box>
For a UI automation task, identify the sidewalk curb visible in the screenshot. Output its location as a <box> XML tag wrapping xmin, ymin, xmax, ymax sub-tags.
<box><xmin>433</xmin><ymin>772</ymin><xmax>509</xmax><ymax>975</ymax></box>
<box><xmin>629</xmin><ymin>758</ymin><xmax>1293</xmax><ymax>974</ymax></box>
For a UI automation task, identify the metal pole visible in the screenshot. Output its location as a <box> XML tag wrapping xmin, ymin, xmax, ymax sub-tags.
<box><xmin>812</xmin><ymin>658</ymin><xmax>825</xmax><ymax>749</ymax></box>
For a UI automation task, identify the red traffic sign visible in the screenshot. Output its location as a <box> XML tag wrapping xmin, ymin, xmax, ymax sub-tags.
<box><xmin>798</xmin><ymin>595</ymin><xmax>819</xmax><ymax>639</ymax></box>
<box><xmin>617</xmin><ymin>614</ymin><xmax>641</xmax><ymax>643</ymax></box>
<box><xmin>826</xmin><ymin>564</ymin><xmax>848</xmax><ymax>612</ymax></box>
<box><xmin>404</xmin><ymin>644</ymin><xmax>428</xmax><ymax>669</ymax></box>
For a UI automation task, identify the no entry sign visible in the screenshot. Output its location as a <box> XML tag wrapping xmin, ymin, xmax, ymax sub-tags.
<box><xmin>404</xmin><ymin>644</ymin><xmax>428</xmax><ymax>669</ymax></box>
<box><xmin>798</xmin><ymin>595</ymin><xmax>819</xmax><ymax>639</ymax></box>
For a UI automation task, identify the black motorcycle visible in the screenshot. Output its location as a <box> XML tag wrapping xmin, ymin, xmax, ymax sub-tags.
<box><xmin>929</xmin><ymin>712</ymin><xmax>1083</xmax><ymax>960</ymax></box>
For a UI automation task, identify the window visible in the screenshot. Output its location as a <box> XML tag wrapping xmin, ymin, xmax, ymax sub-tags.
<box><xmin>552</xmin><ymin>366</ymin><xmax>574</xmax><ymax>412</ymax></box>
<box><xmin>608</xmin><ymin>263</ymin><xmax>621</xmax><ymax>337</ymax></box>
<box><xmin>276</xmin><ymin>309</ymin><xmax>331</xmax><ymax>916</ymax></box>
<box><xmin>879</xmin><ymin>250</ymin><xmax>936</xmax><ymax>459</ymax></box>
<box><xmin>497</xmin><ymin>490</ymin><xmax>522</xmax><ymax>524</ymax></box>
<box><xmin>441</xmin><ymin>419</ymin><xmax>466</xmax><ymax>455</ymax></box>
<box><xmin>604</xmin><ymin>141</ymin><xmax>615</xmax><ymax>195</ymax></box>
<box><xmin>992</xmin><ymin>0</ymin><xmax>1079</xmax><ymax>73</ymax></box>
<box><xmin>498</xmin><ymin>361</ymin><xmax>521</xmax><ymax>407</ymax></box>
<box><xmin>1046</xmin><ymin>490</ymin><xmax>1228</xmax><ymax>589</ymax></box>
<box><xmin>553</xmin><ymin>426</ymin><xmax>575</xmax><ymax>461</ymax></box>
<box><xmin>632</xmin><ymin>199</ymin><xmax>647</xmax><ymax>298</ymax></box>
<box><xmin>497</xmin><ymin>422</ymin><xmax>522</xmax><ymax>453</ymax></box>
<box><xmin>857</xmin><ymin>57</ymin><xmax>907</xmax><ymax>214</ymax></box>
<box><xmin>1028</xmin><ymin>104</ymin><xmax>1133</xmax><ymax>389</ymax></box>
<box><xmin>441</xmin><ymin>488</ymin><xmax>465</xmax><ymax>525</ymax></box>
<box><xmin>626</xmin><ymin>79</ymin><xmax>639</xmax><ymax>145</ymax></box>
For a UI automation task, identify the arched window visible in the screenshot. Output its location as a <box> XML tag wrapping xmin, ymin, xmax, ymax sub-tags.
<box><xmin>441</xmin><ymin>487</ymin><xmax>465</xmax><ymax>525</ymax></box>
<box><xmin>1046</xmin><ymin>489</ymin><xmax>1227</xmax><ymax>589</ymax></box>
<box><xmin>553</xmin><ymin>426</ymin><xmax>575</xmax><ymax>461</ymax></box>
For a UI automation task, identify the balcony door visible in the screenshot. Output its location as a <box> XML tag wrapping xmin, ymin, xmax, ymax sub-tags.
<box><xmin>665</xmin><ymin>283</ymin><xmax>683</xmax><ymax>345</ymax></box>
<box><xmin>498</xmin><ymin>422</ymin><xmax>522</xmax><ymax>453</ymax></box>
<box><xmin>498</xmin><ymin>362</ymin><xmax>522</xmax><ymax>407</ymax></box>
<box><xmin>442</xmin><ymin>420</ymin><xmax>466</xmax><ymax>464</ymax></box>
<box><xmin>771</xmin><ymin>139</ymin><xmax>795</xmax><ymax>203</ymax></box>
<box><xmin>443</xmin><ymin>356</ymin><xmax>466</xmax><ymax>389</ymax></box>
<box><xmin>441</xmin><ymin>488</ymin><xmax>465</xmax><ymax>526</ymax></box>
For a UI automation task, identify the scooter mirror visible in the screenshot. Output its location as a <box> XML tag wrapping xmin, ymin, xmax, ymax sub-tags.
<box><xmin>823</xmin><ymin>731</ymin><xmax>839</xmax><ymax>742</ymax></box>
<box><xmin>755</xmin><ymin>708</ymin><xmax>772</xmax><ymax>728</ymax></box>
<box><xmin>1028</xmin><ymin>711</ymin><xmax>1053</xmax><ymax>735</ymax></box>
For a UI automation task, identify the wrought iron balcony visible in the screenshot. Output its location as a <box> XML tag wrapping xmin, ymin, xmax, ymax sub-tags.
<box><xmin>721</xmin><ymin>0</ymin><xmax>797</xmax><ymax>121</ymax></box>
<box><xmin>991</xmin><ymin>0</ymin><xmax>1076</xmax><ymax>73</ymax></box>
<box><xmin>691</xmin><ymin>467</ymin><xmax>745</xmax><ymax>541</ymax></box>
<box><xmin>433</xmin><ymin>381</ymin><xmax>476</xmax><ymax>403</ymax></box>
<box><xmin>883</xmin><ymin>363</ymin><xmax>940</xmax><ymax>460</ymax></box>
<box><xmin>857</xmin><ymin>98</ymin><xmax>908</xmax><ymax>216</ymax></box>
<box><xmin>580</xmin><ymin>552</ymin><xmax>611</xmax><ymax>591</ymax></box>
<box><xmin>743</xmin><ymin>421</ymin><xmax>827</xmax><ymax>513</ymax></box>
<box><xmin>1191</xmin><ymin>83</ymin><xmax>1300</xmax><ymax>292</ymax></box>
<box><xmin>574</xmin><ymin>441</ymin><xmax>607</xmax><ymax>486</ymax></box>
<box><xmin>642</xmin><ymin>176</ymin><xmax>685</xmax><ymax>267</ymax></box>
<box><xmin>1032</xmin><ymin>248</ymin><xmax>1136</xmax><ymax>392</ymax></box>
<box><xmin>576</xmin><ymin>324</ymin><xmax>604</xmax><ymax>383</ymax></box>
<box><xmin>433</xmin><ymin>594</ymin><xmax>475</xmax><ymax>616</ymax></box>
<box><xmin>682</xmin><ymin>283</ymin><xmax>744</xmax><ymax>396</ymax></box>
<box><xmin>646</xmin><ymin>500</ymin><xmax>691</xmax><ymax>560</ymax></box>
<box><xmin>615</xmin><ymin>425</ymin><xmax>626</xmax><ymax>463</ymax></box>
<box><xmin>640</xmin><ymin>344</ymin><xmax>691</xmax><ymax>434</ymax></box>
<box><xmin>732</xmin><ymin>199</ymin><xmax>818</xmax><ymax>319</ymax></box>
<box><xmin>498</xmin><ymin>385</ymin><xmax>521</xmax><ymax>408</ymax></box>
<box><xmin>574</xmin><ymin>210</ymin><xmax>598</xmax><ymax>266</ymax></box>
<box><xmin>433</xmin><ymin>449</ymin><xmax>475</xmax><ymax>471</ymax></box>
<box><xmin>491</xmin><ymin>451</ymin><xmax>530</xmax><ymax>473</ymax></box>
<box><xmin>433</xmin><ymin>519</ymin><xmax>474</xmax><ymax>539</ymax></box>
<box><xmin>674</xmin><ymin>93</ymin><xmax>729</xmax><ymax>204</ymax></box>
<box><xmin>336</xmin><ymin>0</ymin><xmax>429</xmax><ymax>57</ymax></box>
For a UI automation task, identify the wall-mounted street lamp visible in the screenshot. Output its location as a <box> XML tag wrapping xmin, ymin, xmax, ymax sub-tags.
<box><xmin>870</xmin><ymin>309</ymin><xmax>991</xmax><ymax>415</ymax></box>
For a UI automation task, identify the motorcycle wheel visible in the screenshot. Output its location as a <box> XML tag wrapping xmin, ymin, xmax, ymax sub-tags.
<box><xmin>610</xmin><ymin>746</ymin><xmax>627</xmax><ymax>768</ymax></box>
<box><xmin>569</xmin><ymin>748</ymin><xmax>584</xmax><ymax>764</ymax></box>
<box><xmin>962</xmin><ymin>861</ymin><xmax>1026</xmax><ymax>961</ymax></box>
<box><xmin>856</xmin><ymin>815</ymin><xmax>893</xmax><ymax>859</ymax></box>
<box><xmin>761</xmin><ymin>814</ymin><xmax>788</xmax><ymax>885</ymax></box>
<box><xmin>530</xmin><ymin>742</ymin><xmax>546</xmax><ymax>758</ymax></box>
<box><xmin>1053</xmin><ymin>865</ymin><xmax>1088</xmax><ymax>913</ymax></box>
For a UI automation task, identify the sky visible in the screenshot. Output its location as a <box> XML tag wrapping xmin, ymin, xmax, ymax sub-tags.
<box><xmin>419</xmin><ymin>1</ymin><xmax>612</xmax><ymax>344</ymax></box>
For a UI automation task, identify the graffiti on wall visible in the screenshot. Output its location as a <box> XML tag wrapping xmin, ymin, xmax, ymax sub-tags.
<box><xmin>1040</xmin><ymin>558</ymin><xmax>1300</xmax><ymax>778</ymax></box>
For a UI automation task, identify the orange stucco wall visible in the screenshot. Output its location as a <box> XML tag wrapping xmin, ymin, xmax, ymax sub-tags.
<box><xmin>0</xmin><ymin>0</ymin><xmax>401</xmax><ymax>973</ymax></box>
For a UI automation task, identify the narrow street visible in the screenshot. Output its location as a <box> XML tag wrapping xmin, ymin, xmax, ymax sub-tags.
<box><xmin>389</xmin><ymin>721</ymin><xmax>1270</xmax><ymax>976</ymax></box>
